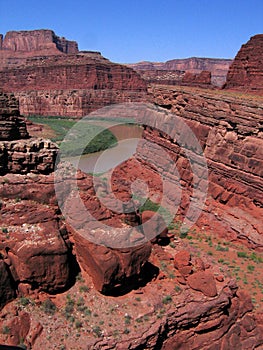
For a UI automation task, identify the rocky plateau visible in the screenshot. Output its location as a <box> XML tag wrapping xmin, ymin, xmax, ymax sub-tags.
<box><xmin>127</xmin><ymin>57</ymin><xmax>233</xmax><ymax>87</ymax></box>
<box><xmin>0</xmin><ymin>31</ymin><xmax>262</xmax><ymax>349</ymax></box>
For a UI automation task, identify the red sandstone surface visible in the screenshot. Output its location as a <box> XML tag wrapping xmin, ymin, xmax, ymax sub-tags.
<box><xmin>0</xmin><ymin>32</ymin><xmax>263</xmax><ymax>349</ymax></box>
<box><xmin>224</xmin><ymin>34</ymin><xmax>263</xmax><ymax>94</ymax></box>
<box><xmin>0</xmin><ymin>29</ymin><xmax>78</xmax><ymax>57</ymax></box>
<box><xmin>0</xmin><ymin>30</ymin><xmax>147</xmax><ymax>117</ymax></box>
<box><xmin>127</xmin><ymin>57</ymin><xmax>232</xmax><ymax>86</ymax></box>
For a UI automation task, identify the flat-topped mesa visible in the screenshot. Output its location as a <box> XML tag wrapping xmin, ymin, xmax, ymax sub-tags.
<box><xmin>0</xmin><ymin>29</ymin><xmax>147</xmax><ymax>117</ymax></box>
<box><xmin>0</xmin><ymin>29</ymin><xmax>78</xmax><ymax>55</ymax></box>
<box><xmin>128</xmin><ymin>57</ymin><xmax>233</xmax><ymax>86</ymax></box>
<box><xmin>224</xmin><ymin>34</ymin><xmax>263</xmax><ymax>94</ymax></box>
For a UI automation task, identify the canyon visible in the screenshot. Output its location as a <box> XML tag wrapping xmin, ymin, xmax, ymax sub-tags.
<box><xmin>0</xmin><ymin>30</ymin><xmax>147</xmax><ymax>117</ymax></box>
<box><xmin>127</xmin><ymin>57</ymin><xmax>233</xmax><ymax>87</ymax></box>
<box><xmin>0</xmin><ymin>30</ymin><xmax>262</xmax><ymax>349</ymax></box>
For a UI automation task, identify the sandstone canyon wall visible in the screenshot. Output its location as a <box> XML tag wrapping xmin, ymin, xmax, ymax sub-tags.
<box><xmin>144</xmin><ymin>86</ymin><xmax>263</xmax><ymax>250</ymax></box>
<box><xmin>135</xmin><ymin>69</ymin><xmax>212</xmax><ymax>87</ymax></box>
<box><xmin>128</xmin><ymin>57</ymin><xmax>232</xmax><ymax>86</ymax></box>
<box><xmin>0</xmin><ymin>30</ymin><xmax>147</xmax><ymax>117</ymax></box>
<box><xmin>0</xmin><ymin>92</ymin><xmax>57</xmax><ymax>175</ymax></box>
<box><xmin>224</xmin><ymin>34</ymin><xmax>263</xmax><ymax>94</ymax></box>
<box><xmin>0</xmin><ymin>88</ymin><xmax>262</xmax><ymax>349</ymax></box>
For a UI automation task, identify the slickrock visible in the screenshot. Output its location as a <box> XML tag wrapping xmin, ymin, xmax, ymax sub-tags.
<box><xmin>187</xmin><ymin>270</ymin><xmax>217</xmax><ymax>297</ymax></box>
<box><xmin>224</xmin><ymin>34</ymin><xmax>263</xmax><ymax>94</ymax></box>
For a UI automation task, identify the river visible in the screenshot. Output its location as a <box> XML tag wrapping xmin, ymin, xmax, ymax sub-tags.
<box><xmin>66</xmin><ymin>123</ymin><xmax>143</xmax><ymax>174</ymax></box>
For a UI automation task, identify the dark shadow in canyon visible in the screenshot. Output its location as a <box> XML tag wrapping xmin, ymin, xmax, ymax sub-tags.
<box><xmin>103</xmin><ymin>262</ymin><xmax>160</xmax><ymax>297</ymax></box>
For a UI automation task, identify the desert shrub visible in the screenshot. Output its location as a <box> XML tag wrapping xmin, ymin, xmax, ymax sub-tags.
<box><xmin>75</xmin><ymin>320</ymin><xmax>82</xmax><ymax>329</ymax></box>
<box><xmin>2</xmin><ymin>326</ymin><xmax>10</xmax><ymax>334</ymax></box>
<box><xmin>79</xmin><ymin>285</ymin><xmax>89</xmax><ymax>293</ymax></box>
<box><xmin>19</xmin><ymin>297</ymin><xmax>30</xmax><ymax>306</ymax></box>
<box><xmin>247</xmin><ymin>265</ymin><xmax>255</xmax><ymax>272</ymax></box>
<box><xmin>216</xmin><ymin>244</ymin><xmax>229</xmax><ymax>252</ymax></box>
<box><xmin>42</xmin><ymin>298</ymin><xmax>57</xmax><ymax>315</ymax></box>
<box><xmin>93</xmin><ymin>326</ymin><xmax>102</xmax><ymax>337</ymax></box>
<box><xmin>237</xmin><ymin>251</ymin><xmax>247</xmax><ymax>258</ymax></box>
<box><xmin>162</xmin><ymin>295</ymin><xmax>172</xmax><ymax>304</ymax></box>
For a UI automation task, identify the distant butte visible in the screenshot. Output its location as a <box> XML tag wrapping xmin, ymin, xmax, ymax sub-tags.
<box><xmin>0</xmin><ymin>29</ymin><xmax>78</xmax><ymax>56</ymax></box>
<box><xmin>224</xmin><ymin>34</ymin><xmax>263</xmax><ymax>94</ymax></box>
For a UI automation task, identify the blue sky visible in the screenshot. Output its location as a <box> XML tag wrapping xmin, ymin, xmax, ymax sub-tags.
<box><xmin>0</xmin><ymin>0</ymin><xmax>262</xmax><ymax>63</ymax></box>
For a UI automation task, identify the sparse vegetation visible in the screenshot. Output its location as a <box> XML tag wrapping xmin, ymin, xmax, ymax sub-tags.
<box><xmin>162</xmin><ymin>295</ymin><xmax>172</xmax><ymax>305</ymax></box>
<box><xmin>237</xmin><ymin>251</ymin><xmax>248</xmax><ymax>258</ymax></box>
<box><xmin>28</xmin><ymin>116</ymin><xmax>117</xmax><ymax>155</ymax></box>
<box><xmin>93</xmin><ymin>325</ymin><xmax>102</xmax><ymax>337</ymax></box>
<box><xmin>79</xmin><ymin>285</ymin><xmax>89</xmax><ymax>293</ymax></box>
<box><xmin>19</xmin><ymin>297</ymin><xmax>30</xmax><ymax>306</ymax></box>
<box><xmin>42</xmin><ymin>298</ymin><xmax>57</xmax><ymax>315</ymax></box>
<box><xmin>75</xmin><ymin>320</ymin><xmax>83</xmax><ymax>329</ymax></box>
<box><xmin>2</xmin><ymin>326</ymin><xmax>10</xmax><ymax>334</ymax></box>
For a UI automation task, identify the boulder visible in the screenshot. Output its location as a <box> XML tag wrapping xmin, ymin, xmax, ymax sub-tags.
<box><xmin>187</xmin><ymin>271</ymin><xmax>217</xmax><ymax>297</ymax></box>
<box><xmin>71</xmin><ymin>227</ymin><xmax>152</xmax><ymax>293</ymax></box>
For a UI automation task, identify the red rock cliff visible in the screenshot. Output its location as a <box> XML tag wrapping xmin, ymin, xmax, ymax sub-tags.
<box><xmin>0</xmin><ymin>29</ymin><xmax>78</xmax><ymax>55</ymax></box>
<box><xmin>224</xmin><ymin>34</ymin><xmax>263</xmax><ymax>94</ymax></box>
<box><xmin>144</xmin><ymin>87</ymin><xmax>263</xmax><ymax>250</ymax></box>
<box><xmin>128</xmin><ymin>57</ymin><xmax>232</xmax><ymax>86</ymax></box>
<box><xmin>0</xmin><ymin>30</ymin><xmax>147</xmax><ymax>117</ymax></box>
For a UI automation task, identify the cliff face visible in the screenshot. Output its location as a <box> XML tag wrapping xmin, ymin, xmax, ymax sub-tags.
<box><xmin>0</xmin><ymin>30</ymin><xmax>147</xmax><ymax>117</ymax></box>
<box><xmin>0</xmin><ymin>89</ymin><xmax>262</xmax><ymax>350</ymax></box>
<box><xmin>146</xmin><ymin>86</ymin><xmax>263</xmax><ymax>249</ymax></box>
<box><xmin>135</xmin><ymin>69</ymin><xmax>212</xmax><ymax>87</ymax></box>
<box><xmin>0</xmin><ymin>92</ymin><xmax>57</xmax><ymax>175</ymax></box>
<box><xmin>0</xmin><ymin>29</ymin><xmax>78</xmax><ymax>55</ymax></box>
<box><xmin>128</xmin><ymin>57</ymin><xmax>232</xmax><ymax>86</ymax></box>
<box><xmin>0</xmin><ymin>54</ymin><xmax>146</xmax><ymax>92</ymax></box>
<box><xmin>224</xmin><ymin>34</ymin><xmax>263</xmax><ymax>94</ymax></box>
<box><xmin>0</xmin><ymin>92</ymin><xmax>28</xmax><ymax>140</ymax></box>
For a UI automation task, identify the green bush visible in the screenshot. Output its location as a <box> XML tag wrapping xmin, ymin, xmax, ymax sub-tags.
<box><xmin>2</xmin><ymin>326</ymin><xmax>10</xmax><ymax>334</ymax></box>
<box><xmin>93</xmin><ymin>326</ymin><xmax>102</xmax><ymax>337</ymax></box>
<box><xmin>237</xmin><ymin>251</ymin><xmax>247</xmax><ymax>258</ymax></box>
<box><xmin>162</xmin><ymin>295</ymin><xmax>172</xmax><ymax>304</ymax></box>
<box><xmin>42</xmin><ymin>298</ymin><xmax>57</xmax><ymax>315</ymax></box>
<box><xmin>79</xmin><ymin>285</ymin><xmax>89</xmax><ymax>293</ymax></box>
<box><xmin>20</xmin><ymin>297</ymin><xmax>30</xmax><ymax>306</ymax></box>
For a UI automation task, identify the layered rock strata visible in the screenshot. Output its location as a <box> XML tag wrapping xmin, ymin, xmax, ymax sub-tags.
<box><xmin>135</xmin><ymin>69</ymin><xmax>212</xmax><ymax>87</ymax></box>
<box><xmin>145</xmin><ymin>87</ymin><xmax>263</xmax><ymax>249</ymax></box>
<box><xmin>0</xmin><ymin>92</ymin><xmax>57</xmax><ymax>175</ymax></box>
<box><xmin>0</xmin><ymin>30</ymin><xmax>147</xmax><ymax>117</ymax></box>
<box><xmin>0</xmin><ymin>92</ymin><xmax>28</xmax><ymax>140</ymax></box>
<box><xmin>0</xmin><ymin>29</ymin><xmax>78</xmax><ymax>56</ymax></box>
<box><xmin>224</xmin><ymin>34</ymin><xmax>263</xmax><ymax>94</ymax></box>
<box><xmin>128</xmin><ymin>57</ymin><xmax>232</xmax><ymax>86</ymax></box>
